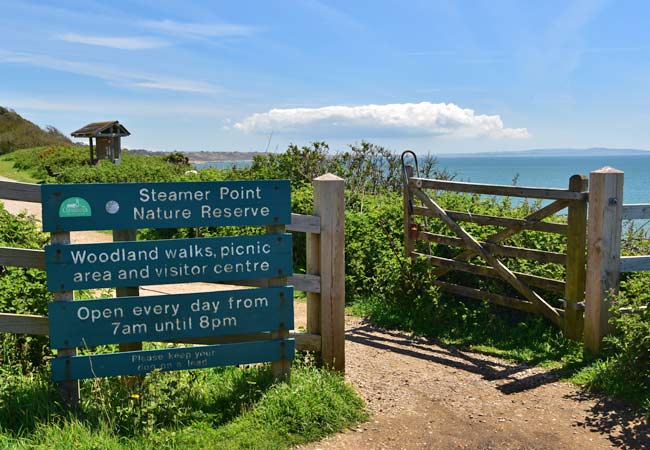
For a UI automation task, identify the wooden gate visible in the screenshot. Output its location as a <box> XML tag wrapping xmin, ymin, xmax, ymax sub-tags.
<box><xmin>403</xmin><ymin>167</ymin><xmax>589</xmax><ymax>340</ymax></box>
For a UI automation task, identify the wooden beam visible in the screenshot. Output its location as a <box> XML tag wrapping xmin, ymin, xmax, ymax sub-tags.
<box><xmin>306</xmin><ymin>231</ymin><xmax>321</xmax><ymax>338</ymax></box>
<box><xmin>313</xmin><ymin>174</ymin><xmax>346</xmax><ymax>372</ymax></box>
<box><xmin>417</xmin><ymin>232</ymin><xmax>567</xmax><ymax>265</ymax></box>
<box><xmin>410</xmin><ymin>178</ymin><xmax>587</xmax><ymax>201</ymax></box>
<box><xmin>584</xmin><ymin>167</ymin><xmax>624</xmax><ymax>353</ymax></box>
<box><xmin>431</xmin><ymin>200</ymin><xmax>569</xmax><ymax>278</ymax></box>
<box><xmin>51</xmin><ymin>230</ymin><xmax>79</xmax><ymax>407</ymax></box>
<box><xmin>415</xmin><ymin>252</ymin><xmax>566</xmax><ymax>294</ymax></box>
<box><xmin>0</xmin><ymin>313</ymin><xmax>49</xmax><ymax>335</ymax></box>
<box><xmin>267</xmin><ymin>223</ymin><xmax>290</xmax><ymax>382</ymax></box>
<box><xmin>219</xmin><ymin>274</ymin><xmax>320</xmax><ymax>294</ymax></box>
<box><xmin>0</xmin><ymin>247</ymin><xmax>46</xmax><ymax>269</ymax></box>
<box><xmin>169</xmin><ymin>331</ymin><xmax>321</xmax><ymax>352</ymax></box>
<box><xmin>413</xmin><ymin>208</ymin><xmax>568</xmax><ymax>235</ymax></box>
<box><xmin>113</xmin><ymin>229</ymin><xmax>141</xmax><ymax>353</ymax></box>
<box><xmin>0</xmin><ymin>180</ymin><xmax>41</xmax><ymax>203</ymax></box>
<box><xmin>563</xmin><ymin>174</ymin><xmax>588</xmax><ymax>341</ymax></box>
<box><xmin>287</xmin><ymin>213</ymin><xmax>321</xmax><ymax>234</ymax></box>
<box><xmin>620</xmin><ymin>256</ymin><xmax>650</xmax><ymax>272</ymax></box>
<box><xmin>622</xmin><ymin>204</ymin><xmax>650</xmax><ymax>220</ymax></box>
<box><xmin>412</xmin><ymin>188</ymin><xmax>562</xmax><ymax>326</ymax></box>
<box><xmin>432</xmin><ymin>280</ymin><xmax>543</xmax><ymax>315</ymax></box>
<box><xmin>403</xmin><ymin>165</ymin><xmax>415</xmax><ymax>258</ymax></box>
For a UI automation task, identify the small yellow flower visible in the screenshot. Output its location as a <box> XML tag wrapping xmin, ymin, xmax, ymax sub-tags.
<box><xmin>130</xmin><ymin>394</ymin><xmax>140</xmax><ymax>400</ymax></box>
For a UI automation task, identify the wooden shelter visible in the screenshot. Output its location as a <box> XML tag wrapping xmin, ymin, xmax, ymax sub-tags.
<box><xmin>71</xmin><ymin>121</ymin><xmax>130</xmax><ymax>165</ymax></box>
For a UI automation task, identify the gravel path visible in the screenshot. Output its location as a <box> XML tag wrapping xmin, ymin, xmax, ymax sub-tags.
<box><xmin>298</xmin><ymin>317</ymin><xmax>648</xmax><ymax>450</ymax></box>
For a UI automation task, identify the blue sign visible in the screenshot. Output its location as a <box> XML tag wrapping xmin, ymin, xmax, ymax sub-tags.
<box><xmin>51</xmin><ymin>338</ymin><xmax>295</xmax><ymax>381</ymax></box>
<box><xmin>41</xmin><ymin>180</ymin><xmax>291</xmax><ymax>232</ymax></box>
<box><xmin>45</xmin><ymin>234</ymin><xmax>292</xmax><ymax>291</ymax></box>
<box><xmin>48</xmin><ymin>287</ymin><xmax>293</xmax><ymax>348</ymax></box>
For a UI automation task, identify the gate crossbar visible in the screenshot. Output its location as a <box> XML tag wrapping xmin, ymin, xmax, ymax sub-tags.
<box><xmin>412</xmin><ymin>187</ymin><xmax>562</xmax><ymax>326</ymax></box>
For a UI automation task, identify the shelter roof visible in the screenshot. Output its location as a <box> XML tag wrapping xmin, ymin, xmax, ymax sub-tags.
<box><xmin>71</xmin><ymin>121</ymin><xmax>130</xmax><ymax>138</ymax></box>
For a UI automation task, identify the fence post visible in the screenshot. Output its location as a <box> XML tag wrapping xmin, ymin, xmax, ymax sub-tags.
<box><xmin>403</xmin><ymin>165</ymin><xmax>415</xmax><ymax>258</ymax></box>
<box><xmin>267</xmin><ymin>223</ymin><xmax>290</xmax><ymax>381</ymax></box>
<box><xmin>584</xmin><ymin>167</ymin><xmax>624</xmax><ymax>353</ymax></box>
<box><xmin>113</xmin><ymin>229</ymin><xmax>141</xmax><ymax>353</ymax></box>
<box><xmin>563</xmin><ymin>174</ymin><xmax>588</xmax><ymax>340</ymax></box>
<box><xmin>313</xmin><ymin>174</ymin><xmax>345</xmax><ymax>372</ymax></box>
<box><xmin>51</xmin><ymin>231</ymin><xmax>80</xmax><ymax>407</ymax></box>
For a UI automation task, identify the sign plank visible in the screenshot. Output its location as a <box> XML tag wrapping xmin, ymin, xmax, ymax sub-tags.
<box><xmin>51</xmin><ymin>338</ymin><xmax>295</xmax><ymax>381</ymax></box>
<box><xmin>45</xmin><ymin>234</ymin><xmax>292</xmax><ymax>291</ymax></box>
<box><xmin>48</xmin><ymin>287</ymin><xmax>294</xmax><ymax>348</ymax></box>
<box><xmin>41</xmin><ymin>180</ymin><xmax>291</xmax><ymax>232</ymax></box>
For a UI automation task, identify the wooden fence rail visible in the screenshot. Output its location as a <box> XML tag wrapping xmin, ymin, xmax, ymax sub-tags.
<box><xmin>0</xmin><ymin>175</ymin><xmax>345</xmax><ymax>371</ymax></box>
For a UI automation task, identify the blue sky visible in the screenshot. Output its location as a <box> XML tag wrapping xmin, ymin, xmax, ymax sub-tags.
<box><xmin>1</xmin><ymin>0</ymin><xmax>649</xmax><ymax>153</ymax></box>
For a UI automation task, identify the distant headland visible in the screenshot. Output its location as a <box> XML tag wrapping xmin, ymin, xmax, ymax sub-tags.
<box><xmin>125</xmin><ymin>149</ymin><xmax>262</xmax><ymax>163</ymax></box>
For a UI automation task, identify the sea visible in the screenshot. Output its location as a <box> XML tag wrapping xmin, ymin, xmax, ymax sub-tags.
<box><xmin>195</xmin><ymin>154</ymin><xmax>650</xmax><ymax>205</ymax></box>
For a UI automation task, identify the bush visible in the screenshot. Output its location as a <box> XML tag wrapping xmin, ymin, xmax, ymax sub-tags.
<box><xmin>0</xmin><ymin>203</ymin><xmax>52</xmax><ymax>370</ymax></box>
<box><xmin>2</xmin><ymin>146</ymin><xmax>192</xmax><ymax>183</ymax></box>
<box><xmin>582</xmin><ymin>273</ymin><xmax>650</xmax><ymax>413</ymax></box>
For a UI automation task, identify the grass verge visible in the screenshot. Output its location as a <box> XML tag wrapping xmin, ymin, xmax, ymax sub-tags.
<box><xmin>0</xmin><ymin>158</ymin><xmax>38</xmax><ymax>183</ymax></box>
<box><xmin>0</xmin><ymin>356</ymin><xmax>367</xmax><ymax>449</ymax></box>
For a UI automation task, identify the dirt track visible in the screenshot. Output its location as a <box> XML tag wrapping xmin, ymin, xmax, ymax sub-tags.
<box><xmin>298</xmin><ymin>317</ymin><xmax>648</xmax><ymax>450</ymax></box>
<box><xmin>2</xmin><ymin>182</ymin><xmax>648</xmax><ymax>449</ymax></box>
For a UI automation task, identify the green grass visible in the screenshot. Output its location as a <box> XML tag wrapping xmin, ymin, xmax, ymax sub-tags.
<box><xmin>0</xmin><ymin>158</ymin><xmax>38</xmax><ymax>183</ymax></box>
<box><xmin>0</xmin><ymin>357</ymin><xmax>367</xmax><ymax>449</ymax></box>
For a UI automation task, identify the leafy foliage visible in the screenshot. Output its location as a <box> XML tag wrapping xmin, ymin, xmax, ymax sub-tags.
<box><xmin>2</xmin><ymin>146</ymin><xmax>192</xmax><ymax>183</ymax></box>
<box><xmin>0</xmin><ymin>202</ymin><xmax>51</xmax><ymax>370</ymax></box>
<box><xmin>0</xmin><ymin>107</ymin><xmax>71</xmax><ymax>154</ymax></box>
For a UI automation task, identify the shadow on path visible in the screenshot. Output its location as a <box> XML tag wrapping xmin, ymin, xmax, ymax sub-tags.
<box><xmin>346</xmin><ymin>321</ymin><xmax>558</xmax><ymax>392</ymax></box>
<box><xmin>346</xmin><ymin>320</ymin><xmax>648</xmax><ymax>449</ymax></box>
<box><xmin>566</xmin><ymin>391</ymin><xmax>650</xmax><ymax>450</ymax></box>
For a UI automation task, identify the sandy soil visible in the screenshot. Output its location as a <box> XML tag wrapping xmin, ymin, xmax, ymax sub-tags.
<box><xmin>2</xmin><ymin>178</ymin><xmax>647</xmax><ymax>449</ymax></box>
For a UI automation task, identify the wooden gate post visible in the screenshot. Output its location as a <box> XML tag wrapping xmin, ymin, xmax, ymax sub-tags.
<box><xmin>584</xmin><ymin>167</ymin><xmax>624</xmax><ymax>353</ymax></box>
<box><xmin>563</xmin><ymin>174</ymin><xmax>588</xmax><ymax>340</ymax></box>
<box><xmin>51</xmin><ymin>231</ymin><xmax>80</xmax><ymax>407</ymax></box>
<box><xmin>313</xmin><ymin>174</ymin><xmax>345</xmax><ymax>372</ymax></box>
<box><xmin>403</xmin><ymin>165</ymin><xmax>415</xmax><ymax>258</ymax></box>
<box><xmin>113</xmin><ymin>229</ymin><xmax>141</xmax><ymax>353</ymax></box>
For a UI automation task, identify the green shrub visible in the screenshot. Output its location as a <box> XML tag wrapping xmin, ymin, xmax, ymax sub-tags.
<box><xmin>0</xmin><ymin>203</ymin><xmax>52</xmax><ymax>370</ymax></box>
<box><xmin>2</xmin><ymin>146</ymin><xmax>191</xmax><ymax>183</ymax></box>
<box><xmin>582</xmin><ymin>273</ymin><xmax>650</xmax><ymax>413</ymax></box>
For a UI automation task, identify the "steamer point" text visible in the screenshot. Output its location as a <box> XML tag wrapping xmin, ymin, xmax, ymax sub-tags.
<box><xmin>133</xmin><ymin>186</ymin><xmax>271</xmax><ymax>221</ymax></box>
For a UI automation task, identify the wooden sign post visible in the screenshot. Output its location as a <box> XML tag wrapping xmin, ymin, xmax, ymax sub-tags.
<box><xmin>41</xmin><ymin>179</ymin><xmax>294</xmax><ymax>404</ymax></box>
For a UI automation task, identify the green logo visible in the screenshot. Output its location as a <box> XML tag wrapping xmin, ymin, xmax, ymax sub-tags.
<box><xmin>59</xmin><ymin>197</ymin><xmax>92</xmax><ymax>218</ymax></box>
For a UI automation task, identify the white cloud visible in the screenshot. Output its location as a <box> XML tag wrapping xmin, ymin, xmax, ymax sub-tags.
<box><xmin>141</xmin><ymin>19</ymin><xmax>256</xmax><ymax>39</ymax></box>
<box><xmin>59</xmin><ymin>33</ymin><xmax>168</xmax><ymax>50</ymax></box>
<box><xmin>234</xmin><ymin>102</ymin><xmax>529</xmax><ymax>139</ymax></box>
<box><xmin>0</xmin><ymin>50</ymin><xmax>218</xmax><ymax>94</ymax></box>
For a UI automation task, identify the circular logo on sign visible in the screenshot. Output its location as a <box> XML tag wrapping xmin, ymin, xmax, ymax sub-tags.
<box><xmin>105</xmin><ymin>200</ymin><xmax>120</xmax><ymax>214</ymax></box>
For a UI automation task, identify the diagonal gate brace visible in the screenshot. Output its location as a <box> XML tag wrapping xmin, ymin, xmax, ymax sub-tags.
<box><xmin>411</xmin><ymin>187</ymin><xmax>562</xmax><ymax>326</ymax></box>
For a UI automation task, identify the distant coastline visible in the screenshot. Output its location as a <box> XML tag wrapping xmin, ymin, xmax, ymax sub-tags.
<box><xmin>448</xmin><ymin>147</ymin><xmax>650</xmax><ymax>158</ymax></box>
<box><xmin>125</xmin><ymin>149</ymin><xmax>263</xmax><ymax>163</ymax></box>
